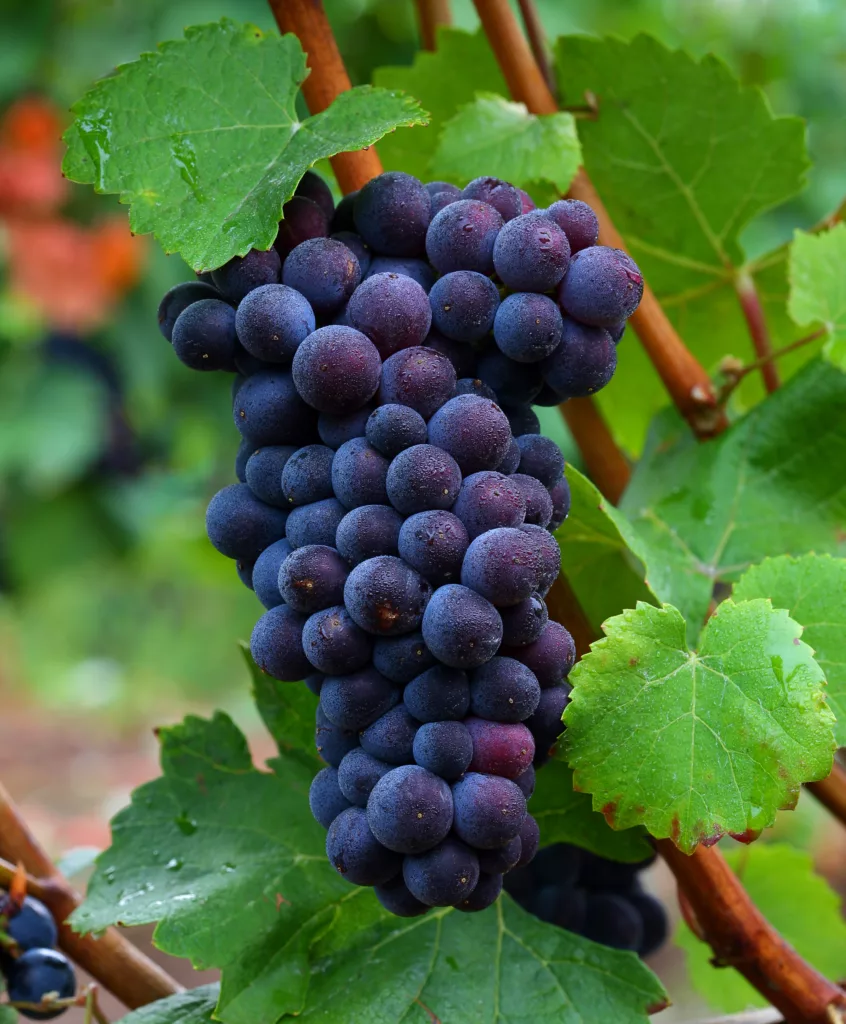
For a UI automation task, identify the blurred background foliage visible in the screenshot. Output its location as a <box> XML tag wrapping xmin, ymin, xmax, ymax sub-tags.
<box><xmin>1</xmin><ymin>0</ymin><xmax>844</xmax><ymax>720</ymax></box>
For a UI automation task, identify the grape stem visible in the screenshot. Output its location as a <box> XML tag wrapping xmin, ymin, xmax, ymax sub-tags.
<box><xmin>0</xmin><ymin>784</ymin><xmax>183</xmax><ymax>1009</ymax></box>
<box><xmin>7</xmin><ymin>984</ymin><xmax>110</xmax><ymax>1024</ymax></box>
<box><xmin>516</xmin><ymin>0</ymin><xmax>556</xmax><ymax>98</ymax></box>
<box><xmin>806</xmin><ymin>763</ymin><xmax>846</xmax><ymax>828</ymax></box>
<box><xmin>734</xmin><ymin>272</ymin><xmax>781</xmax><ymax>393</ymax></box>
<box><xmin>414</xmin><ymin>0</ymin><xmax>452</xmax><ymax>52</ymax></box>
<box><xmin>717</xmin><ymin>326</ymin><xmax>826</xmax><ymax>403</ymax></box>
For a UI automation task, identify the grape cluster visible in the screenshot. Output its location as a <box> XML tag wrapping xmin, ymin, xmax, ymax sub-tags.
<box><xmin>504</xmin><ymin>844</ymin><xmax>668</xmax><ymax>956</ymax></box>
<box><xmin>0</xmin><ymin>893</ymin><xmax>76</xmax><ymax>1019</ymax></box>
<box><xmin>157</xmin><ymin>170</ymin><xmax>643</xmax><ymax>916</ymax></box>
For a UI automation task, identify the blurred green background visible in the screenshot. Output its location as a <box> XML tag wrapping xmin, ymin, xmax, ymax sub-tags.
<box><xmin>1</xmin><ymin>0</ymin><xmax>844</xmax><ymax>722</ymax></box>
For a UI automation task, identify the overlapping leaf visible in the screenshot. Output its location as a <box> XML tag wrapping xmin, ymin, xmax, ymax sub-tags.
<box><xmin>734</xmin><ymin>555</ymin><xmax>846</xmax><ymax>745</ymax></box>
<box><xmin>62</xmin><ymin>20</ymin><xmax>427</xmax><ymax>270</ymax></box>
<box><xmin>74</xmin><ymin>712</ymin><xmax>665</xmax><ymax>1024</ymax></box>
<box><xmin>118</xmin><ymin>986</ymin><xmax>219</xmax><ymax>1024</ymax></box>
<box><xmin>788</xmin><ymin>224</ymin><xmax>846</xmax><ymax>369</ymax></box>
<box><xmin>564</xmin><ymin>600</ymin><xmax>835</xmax><ymax>853</ymax></box>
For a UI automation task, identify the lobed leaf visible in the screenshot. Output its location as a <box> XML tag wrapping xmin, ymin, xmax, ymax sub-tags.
<box><xmin>788</xmin><ymin>224</ymin><xmax>846</xmax><ymax>369</ymax></box>
<box><xmin>564</xmin><ymin>600</ymin><xmax>835</xmax><ymax>853</ymax></box>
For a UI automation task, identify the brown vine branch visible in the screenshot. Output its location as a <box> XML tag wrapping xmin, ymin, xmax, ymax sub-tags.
<box><xmin>266</xmin><ymin>0</ymin><xmax>383</xmax><ymax>192</ymax></box>
<box><xmin>0</xmin><ymin>785</ymin><xmax>182</xmax><ymax>1010</ymax></box>
<box><xmin>472</xmin><ymin>0</ymin><xmax>727</xmax><ymax>442</ymax></box>
<box><xmin>414</xmin><ymin>0</ymin><xmax>451</xmax><ymax>52</ymax></box>
<box><xmin>807</xmin><ymin>763</ymin><xmax>846</xmax><ymax>829</ymax></box>
<box><xmin>516</xmin><ymin>0</ymin><xmax>556</xmax><ymax>98</ymax></box>
<box><xmin>558</xmin><ymin>397</ymin><xmax>630</xmax><ymax>503</ymax></box>
<box><xmin>735</xmin><ymin>272</ymin><xmax>780</xmax><ymax>393</ymax></box>
<box><xmin>718</xmin><ymin>327</ymin><xmax>826</xmax><ymax>403</ymax></box>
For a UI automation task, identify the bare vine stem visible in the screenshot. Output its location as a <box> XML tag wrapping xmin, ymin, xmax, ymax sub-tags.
<box><xmin>516</xmin><ymin>0</ymin><xmax>556</xmax><ymax>97</ymax></box>
<box><xmin>735</xmin><ymin>272</ymin><xmax>781</xmax><ymax>393</ymax></box>
<box><xmin>718</xmin><ymin>327</ymin><xmax>826</xmax><ymax>403</ymax></box>
<box><xmin>414</xmin><ymin>0</ymin><xmax>451</xmax><ymax>52</ymax></box>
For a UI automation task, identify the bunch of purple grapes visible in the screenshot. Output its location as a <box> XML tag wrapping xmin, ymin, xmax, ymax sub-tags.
<box><xmin>1</xmin><ymin>892</ymin><xmax>76</xmax><ymax>1019</ymax></box>
<box><xmin>504</xmin><ymin>844</ymin><xmax>668</xmax><ymax>957</ymax></box>
<box><xmin>157</xmin><ymin>169</ymin><xmax>643</xmax><ymax>917</ymax></box>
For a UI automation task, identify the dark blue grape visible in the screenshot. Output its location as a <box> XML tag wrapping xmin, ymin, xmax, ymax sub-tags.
<box><xmin>526</xmin><ymin>884</ymin><xmax>587</xmax><ymax>930</ymax></box>
<box><xmin>425</xmin><ymin>181</ymin><xmax>461</xmax><ymax>199</ymax></box>
<box><xmin>206</xmin><ymin>483</ymin><xmax>288</xmax><ymax>561</ymax></box>
<box><xmin>412</xmin><ymin>721</ymin><xmax>473</xmax><ymax>779</ymax></box>
<box><xmin>365</xmin><ymin>404</ymin><xmax>427</xmax><ymax>458</ymax></box>
<box><xmin>7</xmin><ymin>949</ymin><xmax>75</xmax><ymax>1020</ymax></box>
<box><xmin>366</xmin><ymin>765</ymin><xmax>453</xmax><ymax>854</ymax></box>
<box><xmin>335</xmin><ymin>505</ymin><xmax>402</xmax><ymax>566</ymax></box>
<box><xmin>478</xmin><ymin>836</ymin><xmax>521</xmax><ymax>875</ymax></box>
<box><xmin>4</xmin><ymin>898</ymin><xmax>57</xmax><ymax>954</ymax></box>
<box><xmin>542</xmin><ymin>318</ymin><xmax>617</xmax><ymax>399</ymax></box>
<box><xmin>494</xmin><ymin>293</ymin><xmax>563</xmax><ymax>363</ymax></box>
<box><xmin>454</xmin><ymin>377</ymin><xmax>497</xmax><ymax>401</ymax></box>
<box><xmin>326</xmin><ymin>806</ymin><xmax>402</xmax><ymax>886</ymax></box>
<box><xmin>252</xmin><ymin>538</ymin><xmax>292</xmax><ymax>609</ymax></box>
<box><xmin>372</xmin><ymin>632</ymin><xmax>436</xmax><ymax>685</ymax></box>
<box><xmin>367</xmin><ymin>256</ymin><xmax>436</xmax><ymax>293</ymax></box>
<box><xmin>278</xmin><ymin>444</ymin><xmax>334</xmax><ymax>506</ymax></box>
<box><xmin>292</xmin><ymin>326</ymin><xmax>381</xmax><ymax>414</ymax></box>
<box><xmin>309</xmin><ymin>766</ymin><xmax>351</xmax><ymax>828</ymax></box>
<box><xmin>462</xmin><ymin>176</ymin><xmax>521</xmax><ymax>221</ymax></box>
<box><xmin>493</xmin><ymin>214</ymin><xmax>570</xmax><ymax>292</ymax></box>
<box><xmin>558</xmin><ymin>246</ymin><xmax>644</xmax><ymax>326</ymax></box>
<box><xmin>305</xmin><ymin>672</ymin><xmax>325</xmax><ymax>695</ymax></box>
<box><xmin>331</xmin><ymin>191</ymin><xmax>357</xmax><ymax>233</ymax></box>
<box><xmin>470</xmin><ymin>657</ymin><xmax>541</xmax><ymax>722</ymax></box>
<box><xmin>233</xmin><ymin>370</ymin><xmax>317</xmax><ymax>446</ymax></box>
<box><xmin>404</xmin><ymin>665</ymin><xmax>470</xmax><ymax>723</ymax></box>
<box><xmin>515</xmin><ymin>435</ymin><xmax>564</xmax><ymax>488</ymax></box>
<box><xmin>476</xmin><ymin>350</ymin><xmax>543</xmax><ymax>406</ymax></box>
<box><xmin>579</xmin><ymin>852</ymin><xmax>643</xmax><ymax>890</ymax></box>
<box><xmin>421</xmin><ymin>584</ymin><xmax>502</xmax><ymax>669</ymax></box>
<box><xmin>403</xmin><ymin>836</ymin><xmax>480</xmax><ymax>907</ymax></box>
<box><xmin>545</xmin><ymin>199</ymin><xmax>599</xmax><ymax>253</ymax></box>
<box><xmin>378</xmin><ymin>347</ymin><xmax>456</xmax><ymax>420</ymax></box>
<box><xmin>526</xmin><ymin>684</ymin><xmax>570</xmax><ymax>762</ymax></box>
<box><xmin>499</xmin><ymin>593</ymin><xmax>548</xmax><ymax>647</ymax></box>
<box><xmin>331</xmin><ymin>231</ymin><xmax>371</xmax><ymax>276</ymax></box>
<box><xmin>354</xmin><ymin>171</ymin><xmax>431</xmax><ymax>257</ymax></box>
<box><xmin>503</xmin><ymin>405</ymin><xmax>540</xmax><ymax>436</ymax></box>
<box><xmin>609</xmin><ymin>320</ymin><xmax>627</xmax><ymax>344</ymax></box>
<box><xmin>296</xmin><ymin>170</ymin><xmax>335</xmax><ymax>220</ymax></box>
<box><xmin>317</xmin><ymin>405</ymin><xmax>373</xmax><ymax>449</ymax></box>
<box><xmin>427</xmin><ymin>394</ymin><xmax>511</xmax><ymax>474</ymax></box>
<box><xmin>337</xmin><ymin>748</ymin><xmax>393</xmax><ymax>807</ymax></box>
<box><xmin>250</xmin><ymin>604</ymin><xmax>310</xmax><ymax>681</ymax></box>
<box><xmin>302</xmin><ymin>605</ymin><xmax>372</xmax><ymax>675</ymax></box>
<box><xmin>374</xmin><ymin>875</ymin><xmax>429</xmax><ymax>918</ymax></box>
<box><xmin>429</xmin><ymin>271</ymin><xmax>500</xmax><ymax>344</ymax></box>
<box><xmin>452</xmin><ymin>772</ymin><xmax>527</xmax><ymax>849</ymax></box>
<box><xmin>320</xmin><ymin>666</ymin><xmax>398</xmax><ymax>730</ymax></box>
<box><xmin>519</xmin><ymin>523</ymin><xmax>560</xmax><ymax>594</ymax></box>
<box><xmin>424</xmin><ymin>330</ymin><xmax>477</xmax><ymax>378</ymax></box>
<box><xmin>513</xmin><ymin>763</ymin><xmax>536</xmax><ymax>800</ymax></box>
<box><xmin>533</xmin><ymin>383</ymin><xmax>562</xmax><ymax>407</ymax></box>
<box><xmin>158</xmin><ymin>281</ymin><xmax>221</xmax><ymax>341</ymax></box>
<box><xmin>465</xmin><ymin>717</ymin><xmax>535</xmax><ymax>779</ymax></box>
<box><xmin>429</xmin><ymin>190</ymin><xmax>460</xmax><ymax>216</ymax></box>
<box><xmin>235</xmin><ymin>284</ymin><xmax>315</xmax><ymax>363</ymax></box>
<box><xmin>455</xmin><ymin>872</ymin><xmax>502</xmax><ymax>913</ymax></box>
<box><xmin>629</xmin><ymin>891</ymin><xmax>669</xmax><ymax>956</ymax></box>
<box><xmin>461</xmin><ymin>526</ymin><xmax>543</xmax><ymax>607</ymax></box>
<box><xmin>497</xmin><ymin>438</ymin><xmax>521</xmax><ymax>475</ymax></box>
<box><xmin>331</xmin><ymin>438</ymin><xmax>389</xmax><ymax>509</ymax></box>
<box><xmin>282</xmin><ymin>238</ymin><xmax>361</xmax><ymax>317</ymax></box>
<box><xmin>348</xmin><ymin>273</ymin><xmax>432</xmax><ymax>358</ymax></box>
<box><xmin>274</xmin><ymin>197</ymin><xmax>329</xmax><ymax>261</ymax></box>
<box><xmin>315</xmin><ymin>704</ymin><xmax>359</xmax><ymax>766</ymax></box>
<box><xmin>285</xmin><ymin>498</ymin><xmax>345</xmax><ymax>548</ymax></box>
<box><xmin>509</xmin><ymin>473</ymin><xmax>553</xmax><ymax>528</ymax></box>
<box><xmin>233</xmin><ymin>346</ymin><xmax>272</xmax><ymax>376</ymax></box>
<box><xmin>361</xmin><ymin>705</ymin><xmax>419</xmax><ymax>765</ymax></box>
<box><xmin>452</xmin><ymin>471</ymin><xmax>526</xmax><ymax>540</ymax></box>
<box><xmin>235</xmin><ymin>437</ymin><xmax>254</xmax><ymax>483</ymax></box>
<box><xmin>245</xmin><ymin>445</ymin><xmax>296</xmax><ymax>506</ymax></box>
<box><xmin>386</xmin><ymin>444</ymin><xmax>462</xmax><ymax>516</ymax></box>
<box><xmin>398</xmin><ymin>510</ymin><xmax>469</xmax><ymax>585</ymax></box>
<box><xmin>504</xmin><ymin>620</ymin><xmax>575</xmax><ymax>688</ymax></box>
<box><xmin>583</xmin><ymin>894</ymin><xmax>644</xmax><ymax>951</ymax></box>
<box><xmin>212</xmin><ymin>248</ymin><xmax>281</xmax><ymax>302</ymax></box>
<box><xmin>425</xmin><ymin>200</ymin><xmax>503</xmax><ymax>276</ymax></box>
<box><xmin>236</xmin><ymin>558</ymin><xmax>254</xmax><ymax>591</ymax></box>
<box><xmin>515</xmin><ymin>814</ymin><xmax>540</xmax><ymax>869</ymax></box>
<box><xmin>344</xmin><ymin>555</ymin><xmax>432</xmax><ymax>636</ymax></box>
<box><xmin>172</xmin><ymin>299</ymin><xmax>238</xmax><ymax>371</ymax></box>
<box><xmin>278</xmin><ymin>544</ymin><xmax>349</xmax><ymax>613</ymax></box>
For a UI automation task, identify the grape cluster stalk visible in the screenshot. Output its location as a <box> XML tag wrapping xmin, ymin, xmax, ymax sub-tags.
<box><xmin>157</xmin><ymin>170</ymin><xmax>644</xmax><ymax>919</ymax></box>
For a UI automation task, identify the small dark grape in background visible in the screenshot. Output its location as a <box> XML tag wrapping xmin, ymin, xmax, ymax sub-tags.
<box><xmin>235</xmin><ymin>437</ymin><xmax>253</xmax><ymax>483</ymax></box>
<box><xmin>309</xmin><ymin>767</ymin><xmax>351</xmax><ymax>828</ymax></box>
<box><xmin>158</xmin><ymin>281</ymin><xmax>221</xmax><ymax>341</ymax></box>
<box><xmin>372</xmin><ymin>632</ymin><xmax>436</xmax><ymax>685</ymax></box>
<box><xmin>331</xmin><ymin>231</ymin><xmax>371</xmax><ymax>276</ymax></box>
<box><xmin>295</xmin><ymin>170</ymin><xmax>335</xmax><ymax>220</ymax></box>
<box><xmin>283</xmin><ymin>238</ymin><xmax>361</xmax><ymax>317</ymax></box>
<box><xmin>462</xmin><ymin>176</ymin><xmax>522</xmax><ymax>221</ymax></box>
<box><xmin>7</xmin><ymin>948</ymin><xmax>76</xmax><ymax>1020</ymax></box>
<box><xmin>318</xmin><ymin>405</ymin><xmax>373</xmax><ymax>450</ymax></box>
<box><xmin>426</xmin><ymin>199</ymin><xmax>503</xmax><ymax>276</ymax></box>
<box><xmin>558</xmin><ymin>246</ymin><xmax>644</xmax><ymax>327</ymax></box>
<box><xmin>354</xmin><ymin>171</ymin><xmax>431</xmax><ymax>257</ymax></box>
<box><xmin>375</xmin><ymin>876</ymin><xmax>429</xmax><ymax>918</ymax></box>
<box><xmin>476</xmin><ymin>351</ymin><xmax>543</xmax><ymax>406</ymax></box>
<box><xmin>454</xmin><ymin>377</ymin><xmax>497</xmax><ymax>401</ymax></box>
<box><xmin>583</xmin><ymin>893</ymin><xmax>644</xmax><ymax>951</ymax></box>
<box><xmin>235</xmin><ymin>283</ymin><xmax>315</xmax><ymax>363</ymax></box>
<box><xmin>285</xmin><ymin>497</ymin><xmax>346</xmax><ymax>548</ymax></box>
<box><xmin>493</xmin><ymin>214</ymin><xmax>570</xmax><ymax>292</ymax></box>
<box><xmin>274</xmin><ymin>196</ymin><xmax>329</xmax><ymax>261</ymax></box>
<box><xmin>292</xmin><ymin>326</ymin><xmax>381</xmax><ymax>414</ymax></box>
<box><xmin>335</xmin><ymin>504</ymin><xmax>403</xmax><ymax>565</ymax></box>
<box><xmin>503</xmin><ymin>405</ymin><xmax>540</xmax><ymax>436</ymax></box>
<box><xmin>545</xmin><ymin>199</ymin><xmax>599</xmax><ymax>253</ymax></box>
<box><xmin>251</xmin><ymin>538</ymin><xmax>292</xmax><ymax>609</ymax></box>
<box><xmin>500</xmin><ymin>593</ymin><xmax>548</xmax><ymax>647</ymax></box>
<box><xmin>509</xmin><ymin>473</ymin><xmax>553</xmax><ymax>528</ymax></box>
<box><xmin>429</xmin><ymin>271</ymin><xmax>500</xmax><ymax>344</ymax></box>
<box><xmin>171</xmin><ymin>299</ymin><xmax>238</xmax><ymax>371</ymax></box>
<box><xmin>514</xmin><ymin>434</ymin><xmax>565</xmax><ymax>488</ymax></box>
<box><xmin>315</xmin><ymin>705</ymin><xmax>359</xmax><ymax>767</ymax></box>
<box><xmin>212</xmin><ymin>248</ymin><xmax>281</xmax><ymax>303</ymax></box>
<box><xmin>494</xmin><ymin>293</ymin><xmax>563</xmax><ymax>364</ymax></box>
<box><xmin>549</xmin><ymin>474</ymin><xmax>572</xmax><ymax>531</ymax></box>
<box><xmin>429</xmin><ymin>190</ymin><xmax>460</xmax><ymax>216</ymax></box>
<box><xmin>331</xmin><ymin>191</ymin><xmax>357</xmax><ymax>233</ymax></box>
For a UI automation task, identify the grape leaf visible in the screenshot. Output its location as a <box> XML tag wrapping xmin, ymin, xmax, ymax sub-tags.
<box><xmin>555</xmin><ymin>465</ymin><xmax>658</xmax><ymax>635</ymax></box>
<box><xmin>788</xmin><ymin>225</ymin><xmax>846</xmax><ymax>369</ymax></box>
<box><xmin>0</xmin><ymin>1009</ymin><xmax>16</xmax><ymax>1024</ymax></box>
<box><xmin>530</xmin><ymin>757</ymin><xmax>653</xmax><ymax>863</ymax></box>
<box><xmin>73</xmin><ymin>713</ymin><xmax>665</xmax><ymax>1024</ymax></box>
<box><xmin>430</xmin><ymin>93</ymin><xmax>581</xmax><ymax>194</ymax></box>
<box><xmin>62</xmin><ymin>20</ymin><xmax>427</xmax><ymax>271</ymax></box>
<box><xmin>564</xmin><ymin>600</ymin><xmax>835</xmax><ymax>853</ymax></box>
<box><xmin>733</xmin><ymin>555</ymin><xmax>846</xmax><ymax>746</ymax></box>
<box><xmin>373</xmin><ymin>27</ymin><xmax>506</xmax><ymax>180</ymax></box>
<box><xmin>554</xmin><ymin>33</ymin><xmax>810</xmax><ymax>452</ymax></box>
<box><xmin>619</xmin><ymin>359</ymin><xmax>846</xmax><ymax>643</ymax></box>
<box><xmin>118</xmin><ymin>986</ymin><xmax>219</xmax><ymax>1024</ymax></box>
<box><xmin>677</xmin><ymin>842</ymin><xmax>846</xmax><ymax>1012</ymax></box>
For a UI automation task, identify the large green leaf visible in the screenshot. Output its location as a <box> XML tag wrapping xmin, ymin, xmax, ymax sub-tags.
<box><xmin>733</xmin><ymin>555</ymin><xmax>846</xmax><ymax>746</ymax></box>
<box><xmin>62</xmin><ymin>20</ymin><xmax>427</xmax><ymax>271</ymax></box>
<box><xmin>118</xmin><ymin>986</ymin><xmax>219</xmax><ymax>1024</ymax></box>
<box><xmin>373</xmin><ymin>27</ymin><xmax>506</xmax><ymax>180</ymax></box>
<box><xmin>677</xmin><ymin>843</ymin><xmax>846</xmax><ymax>1012</ymax></box>
<box><xmin>554</xmin><ymin>33</ymin><xmax>810</xmax><ymax>452</ymax></box>
<box><xmin>74</xmin><ymin>714</ymin><xmax>665</xmax><ymax>1024</ymax></box>
<box><xmin>619</xmin><ymin>359</ymin><xmax>846</xmax><ymax>642</ymax></box>
<box><xmin>788</xmin><ymin>225</ymin><xmax>846</xmax><ymax>369</ymax></box>
<box><xmin>564</xmin><ymin>600</ymin><xmax>834</xmax><ymax>853</ymax></box>
<box><xmin>430</xmin><ymin>93</ymin><xmax>581</xmax><ymax>194</ymax></box>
